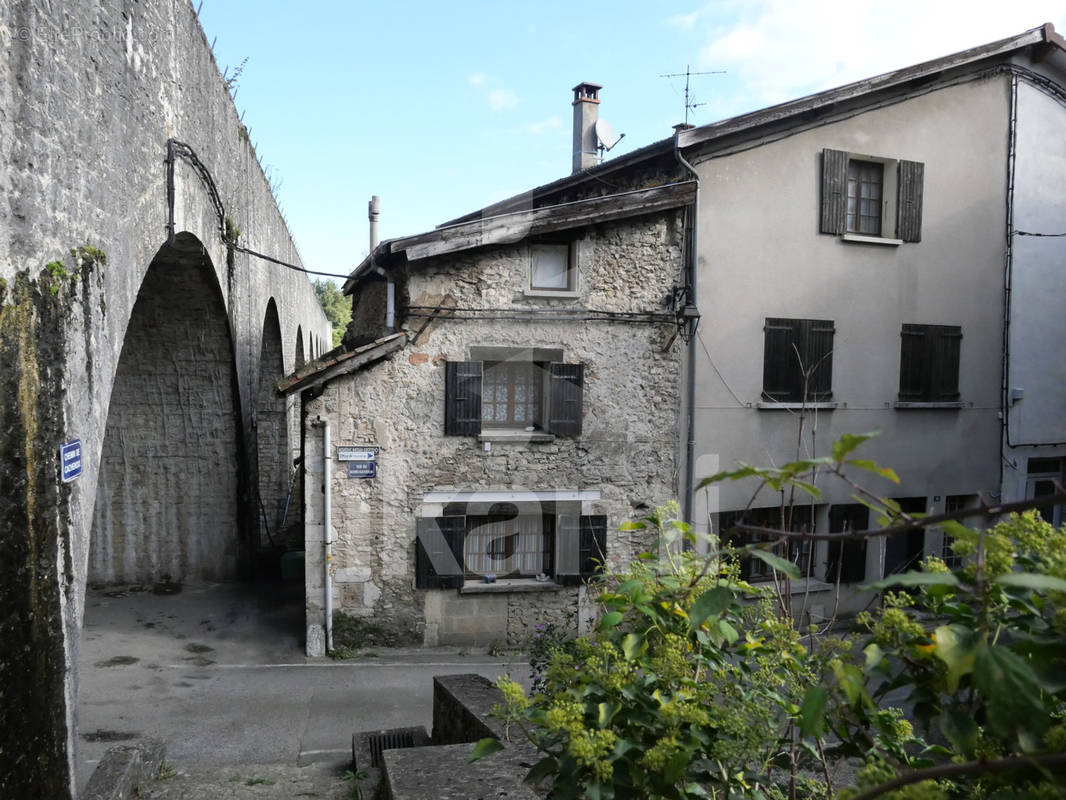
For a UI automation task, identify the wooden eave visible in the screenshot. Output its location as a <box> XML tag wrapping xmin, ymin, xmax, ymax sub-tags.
<box><xmin>388</xmin><ymin>180</ymin><xmax>696</xmax><ymax>263</ymax></box>
<box><xmin>277</xmin><ymin>332</ymin><xmax>406</xmax><ymax>395</ymax></box>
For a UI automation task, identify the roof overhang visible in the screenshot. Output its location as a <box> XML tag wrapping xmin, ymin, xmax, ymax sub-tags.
<box><xmin>342</xmin><ymin>180</ymin><xmax>696</xmax><ymax>293</ymax></box>
<box><xmin>277</xmin><ymin>332</ymin><xmax>406</xmax><ymax>395</ymax></box>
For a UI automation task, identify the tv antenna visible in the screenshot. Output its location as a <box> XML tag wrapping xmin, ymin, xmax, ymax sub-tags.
<box><xmin>660</xmin><ymin>65</ymin><xmax>726</xmax><ymax>126</ymax></box>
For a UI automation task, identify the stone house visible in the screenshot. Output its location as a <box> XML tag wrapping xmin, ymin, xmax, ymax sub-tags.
<box><xmin>282</xmin><ymin>182</ymin><xmax>694</xmax><ymax>654</ymax></box>
<box><xmin>438</xmin><ymin>26</ymin><xmax>1066</xmax><ymax>619</ymax></box>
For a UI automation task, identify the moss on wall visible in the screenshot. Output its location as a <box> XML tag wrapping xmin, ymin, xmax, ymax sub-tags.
<box><xmin>0</xmin><ymin>267</ymin><xmax>75</xmax><ymax>798</ymax></box>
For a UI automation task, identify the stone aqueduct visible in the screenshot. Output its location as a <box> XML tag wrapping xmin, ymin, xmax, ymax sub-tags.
<box><xmin>0</xmin><ymin>1</ymin><xmax>332</xmax><ymax>795</ymax></box>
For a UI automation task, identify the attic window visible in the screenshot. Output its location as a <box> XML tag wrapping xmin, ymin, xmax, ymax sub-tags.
<box><xmin>530</xmin><ymin>243</ymin><xmax>578</xmax><ymax>293</ymax></box>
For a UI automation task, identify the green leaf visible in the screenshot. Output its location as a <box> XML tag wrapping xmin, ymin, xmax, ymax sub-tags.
<box><xmin>832</xmin><ymin>431</ymin><xmax>880</xmax><ymax>462</ymax></box>
<box><xmin>863</xmin><ymin>571</ymin><xmax>959</xmax><ymax>592</ymax></box>
<box><xmin>695</xmin><ymin>465</ymin><xmax>761</xmax><ymax>490</ymax></box>
<box><xmin>467</xmin><ymin>737</ymin><xmax>503</xmax><ymax>762</ymax></box>
<box><xmin>863</xmin><ymin>643</ymin><xmax>885</xmax><ymax>673</ymax></box>
<box><xmin>618</xmin><ymin>520</ymin><xmax>646</xmax><ymax>531</ymax></box>
<box><xmin>974</xmin><ymin>645</ymin><xmax>1047</xmax><ymax>738</ymax></box>
<box><xmin>845</xmin><ymin>458</ymin><xmax>900</xmax><ymax>484</ymax></box>
<box><xmin>789</xmin><ymin>480</ymin><xmax>823</xmax><ymax>500</ymax></box>
<box><xmin>798</xmin><ymin>685</ymin><xmax>827</xmax><ymax>737</ymax></box>
<box><xmin>597</xmin><ymin>702</ymin><xmax>619</xmax><ymax>729</ymax></box>
<box><xmin>995</xmin><ymin>572</ymin><xmax>1066</xmax><ymax>593</ymax></box>
<box><xmin>524</xmin><ymin>756</ymin><xmax>559</xmax><ymax>787</ymax></box>
<box><xmin>620</xmin><ymin>633</ymin><xmax>645</xmax><ymax>661</ymax></box>
<box><xmin>598</xmin><ymin>611</ymin><xmax>624</xmax><ymax>630</ymax></box>
<box><xmin>745</xmin><ymin>548</ymin><xmax>801</xmax><ymax>580</ymax></box>
<box><xmin>719</xmin><ymin>620</ymin><xmax>739</xmax><ymax>645</ymax></box>
<box><xmin>615</xmin><ymin>579</ymin><xmax>643</xmax><ymax>598</ymax></box>
<box><xmin>933</xmin><ymin>625</ymin><xmax>979</xmax><ymax>693</ymax></box>
<box><xmin>689</xmin><ymin>586</ymin><xmax>733</xmax><ymax>630</ymax></box>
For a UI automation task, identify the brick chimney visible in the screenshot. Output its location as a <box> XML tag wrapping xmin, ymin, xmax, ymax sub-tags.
<box><xmin>572</xmin><ymin>82</ymin><xmax>602</xmax><ymax>173</ymax></box>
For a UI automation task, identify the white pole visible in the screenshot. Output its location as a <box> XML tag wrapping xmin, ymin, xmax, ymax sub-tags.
<box><xmin>323</xmin><ymin>419</ymin><xmax>333</xmax><ymax>653</ymax></box>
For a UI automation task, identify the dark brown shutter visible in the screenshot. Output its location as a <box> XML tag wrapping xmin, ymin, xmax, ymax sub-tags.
<box><xmin>897</xmin><ymin>160</ymin><xmax>924</xmax><ymax>242</ymax></box>
<box><xmin>820</xmin><ymin>149</ymin><xmax>849</xmax><ymax>234</ymax></box>
<box><xmin>548</xmin><ymin>363</ymin><xmax>584</xmax><ymax>436</ymax></box>
<box><xmin>579</xmin><ymin>515</ymin><xmax>607</xmax><ymax>578</ymax></box>
<box><xmin>414</xmin><ymin>517</ymin><xmax>466</xmax><ymax>589</ymax></box>
<box><xmin>898</xmin><ymin>324</ymin><xmax>928</xmax><ymax>400</ymax></box>
<box><xmin>931</xmin><ymin>326</ymin><xmax>962</xmax><ymax>401</ymax></box>
<box><xmin>444</xmin><ymin>361</ymin><xmax>482</xmax><ymax>436</ymax></box>
<box><xmin>826</xmin><ymin>505</ymin><xmax>869</xmax><ymax>584</ymax></box>
<box><xmin>763</xmin><ymin>318</ymin><xmax>797</xmax><ymax>401</ymax></box>
<box><xmin>805</xmin><ymin>320</ymin><xmax>835</xmax><ymax>401</ymax></box>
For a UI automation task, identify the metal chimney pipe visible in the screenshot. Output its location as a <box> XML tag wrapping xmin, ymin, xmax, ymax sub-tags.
<box><xmin>368</xmin><ymin>195</ymin><xmax>380</xmax><ymax>252</ymax></box>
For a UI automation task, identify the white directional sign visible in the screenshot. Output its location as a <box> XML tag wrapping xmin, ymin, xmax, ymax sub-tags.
<box><xmin>337</xmin><ymin>445</ymin><xmax>379</xmax><ymax>462</ymax></box>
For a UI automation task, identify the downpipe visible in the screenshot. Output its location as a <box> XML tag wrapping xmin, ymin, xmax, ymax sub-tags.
<box><xmin>317</xmin><ymin>416</ymin><xmax>333</xmax><ymax>653</ymax></box>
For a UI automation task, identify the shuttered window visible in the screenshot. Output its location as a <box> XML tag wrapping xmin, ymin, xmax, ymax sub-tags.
<box><xmin>825</xmin><ymin>504</ymin><xmax>869</xmax><ymax>584</ymax></box>
<box><xmin>720</xmin><ymin>506</ymin><xmax>813</xmax><ymax>582</ymax></box>
<box><xmin>444</xmin><ymin>359</ymin><xmax>583</xmax><ymax>436</ymax></box>
<box><xmin>821</xmin><ymin>148</ymin><xmax>923</xmax><ymax>242</ymax></box>
<box><xmin>763</xmin><ymin>318</ymin><xmax>834</xmax><ymax>403</ymax></box>
<box><xmin>415</xmin><ymin>509</ymin><xmax>605</xmax><ymax>587</ymax></box>
<box><xmin>898</xmin><ymin>324</ymin><xmax>961</xmax><ymax>402</ymax></box>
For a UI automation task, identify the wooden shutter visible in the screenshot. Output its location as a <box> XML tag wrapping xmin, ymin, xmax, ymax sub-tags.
<box><xmin>555</xmin><ymin>514</ymin><xmax>606</xmax><ymax>586</ymax></box>
<box><xmin>579</xmin><ymin>515</ymin><xmax>607</xmax><ymax>578</ymax></box>
<box><xmin>826</xmin><ymin>504</ymin><xmax>869</xmax><ymax>584</ymax></box>
<box><xmin>820</xmin><ymin>149</ymin><xmax>849</xmax><ymax>234</ymax></box>
<box><xmin>898</xmin><ymin>324</ymin><xmax>928</xmax><ymax>400</ymax></box>
<box><xmin>548</xmin><ymin>363</ymin><xmax>584</xmax><ymax>436</ymax></box>
<box><xmin>763</xmin><ymin>318</ymin><xmax>798</xmax><ymax>401</ymax></box>
<box><xmin>805</xmin><ymin>320</ymin><xmax>835</xmax><ymax>401</ymax></box>
<box><xmin>931</xmin><ymin>326</ymin><xmax>962</xmax><ymax>401</ymax></box>
<box><xmin>414</xmin><ymin>516</ymin><xmax>466</xmax><ymax>589</ymax></box>
<box><xmin>897</xmin><ymin>160</ymin><xmax>924</xmax><ymax>242</ymax></box>
<box><xmin>444</xmin><ymin>361</ymin><xmax>482</xmax><ymax>436</ymax></box>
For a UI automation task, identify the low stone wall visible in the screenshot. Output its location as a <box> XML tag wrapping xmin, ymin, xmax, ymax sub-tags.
<box><xmin>81</xmin><ymin>738</ymin><xmax>166</xmax><ymax>800</ymax></box>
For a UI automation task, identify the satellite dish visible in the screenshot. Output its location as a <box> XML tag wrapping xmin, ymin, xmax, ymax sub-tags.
<box><xmin>595</xmin><ymin>118</ymin><xmax>622</xmax><ymax>151</ymax></box>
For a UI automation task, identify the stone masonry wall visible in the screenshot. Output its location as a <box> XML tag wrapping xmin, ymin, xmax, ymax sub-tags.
<box><xmin>0</xmin><ymin>2</ymin><xmax>330</xmax><ymax>795</ymax></box>
<box><xmin>304</xmin><ymin>210</ymin><xmax>684</xmax><ymax>651</ymax></box>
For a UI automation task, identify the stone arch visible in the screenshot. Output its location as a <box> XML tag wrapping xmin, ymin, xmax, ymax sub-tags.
<box><xmin>256</xmin><ymin>299</ymin><xmax>289</xmax><ymax>549</ymax></box>
<box><xmin>295</xmin><ymin>325</ymin><xmax>305</xmax><ymax>369</ymax></box>
<box><xmin>89</xmin><ymin>233</ymin><xmax>241</xmax><ymax>584</ymax></box>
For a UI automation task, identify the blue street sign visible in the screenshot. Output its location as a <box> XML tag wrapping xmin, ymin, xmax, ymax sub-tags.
<box><xmin>60</xmin><ymin>439</ymin><xmax>83</xmax><ymax>482</ymax></box>
<box><xmin>347</xmin><ymin>461</ymin><xmax>377</xmax><ymax>479</ymax></box>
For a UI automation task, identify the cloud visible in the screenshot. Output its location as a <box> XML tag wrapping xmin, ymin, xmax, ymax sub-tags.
<box><xmin>487</xmin><ymin>87</ymin><xmax>519</xmax><ymax>111</ymax></box>
<box><xmin>692</xmin><ymin>0</ymin><xmax>1066</xmax><ymax>118</ymax></box>
<box><xmin>467</xmin><ymin>72</ymin><xmax>487</xmax><ymax>87</ymax></box>
<box><xmin>523</xmin><ymin>115</ymin><xmax>561</xmax><ymax>135</ymax></box>
<box><xmin>666</xmin><ymin>9</ymin><xmax>703</xmax><ymax>30</ymax></box>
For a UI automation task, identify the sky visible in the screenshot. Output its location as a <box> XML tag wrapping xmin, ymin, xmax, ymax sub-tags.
<box><xmin>197</xmin><ymin>1</ymin><xmax>1066</xmax><ymax>284</ymax></box>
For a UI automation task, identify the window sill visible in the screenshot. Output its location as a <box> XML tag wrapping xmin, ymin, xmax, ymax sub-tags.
<box><xmin>756</xmin><ymin>401</ymin><xmax>838</xmax><ymax>411</ymax></box>
<box><xmin>522</xmin><ymin>288</ymin><xmax>581</xmax><ymax>299</ymax></box>
<box><xmin>893</xmin><ymin>401</ymin><xmax>965</xmax><ymax>410</ymax></box>
<box><xmin>841</xmin><ymin>233</ymin><xmax>903</xmax><ymax>246</ymax></box>
<box><xmin>478</xmin><ymin>430</ymin><xmax>555</xmax><ymax>443</ymax></box>
<box><xmin>460</xmin><ymin>578</ymin><xmax>562</xmax><ymax>595</ymax></box>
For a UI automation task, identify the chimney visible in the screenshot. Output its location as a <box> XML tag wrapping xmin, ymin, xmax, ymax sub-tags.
<box><xmin>572</xmin><ymin>82</ymin><xmax>602</xmax><ymax>173</ymax></box>
<box><xmin>368</xmin><ymin>195</ymin><xmax>380</xmax><ymax>252</ymax></box>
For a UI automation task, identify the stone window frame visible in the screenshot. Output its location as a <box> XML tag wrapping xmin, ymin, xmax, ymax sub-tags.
<box><xmin>525</xmin><ymin>240</ymin><xmax>581</xmax><ymax>299</ymax></box>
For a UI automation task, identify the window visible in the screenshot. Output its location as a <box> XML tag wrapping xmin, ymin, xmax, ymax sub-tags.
<box><xmin>821</xmin><ymin>148</ymin><xmax>924</xmax><ymax>242</ymax></box>
<box><xmin>529</xmin><ymin>242</ymin><xmax>578</xmax><ymax>293</ymax></box>
<box><xmin>444</xmin><ymin>349</ymin><xmax>584</xmax><ymax>436</ymax></box>
<box><xmin>718</xmin><ymin>505</ymin><xmax>814</xmax><ymax>582</ymax></box>
<box><xmin>414</xmin><ymin>506</ymin><xmax>606</xmax><ymax>587</ymax></box>
<box><xmin>884</xmin><ymin>496</ymin><xmax>927</xmax><ymax>575</ymax></box>
<box><xmin>847</xmin><ymin>160</ymin><xmax>883</xmax><ymax>235</ymax></box>
<box><xmin>898</xmin><ymin>324</ymin><xmax>962</xmax><ymax>403</ymax></box>
<box><xmin>825</xmin><ymin>504</ymin><xmax>869</xmax><ymax>584</ymax></box>
<box><xmin>1027</xmin><ymin>458</ymin><xmax>1065</xmax><ymax>527</ymax></box>
<box><xmin>762</xmin><ymin>318</ymin><xmax>834</xmax><ymax>403</ymax></box>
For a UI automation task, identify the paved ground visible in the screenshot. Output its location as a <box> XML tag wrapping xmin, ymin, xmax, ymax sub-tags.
<box><xmin>76</xmin><ymin>580</ymin><xmax>527</xmax><ymax>796</ymax></box>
